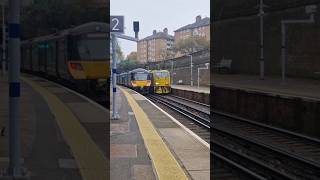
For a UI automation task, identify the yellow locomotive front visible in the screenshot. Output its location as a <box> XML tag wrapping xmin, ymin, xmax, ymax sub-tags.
<box><xmin>151</xmin><ymin>70</ymin><xmax>171</xmax><ymax>94</ymax></box>
<box><xmin>129</xmin><ymin>68</ymin><xmax>151</xmax><ymax>94</ymax></box>
<box><xmin>67</xmin><ymin>22</ymin><xmax>109</xmax><ymax>91</ymax></box>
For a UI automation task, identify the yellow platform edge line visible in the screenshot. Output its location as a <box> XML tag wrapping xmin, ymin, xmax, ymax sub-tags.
<box><xmin>21</xmin><ymin>77</ymin><xmax>108</xmax><ymax>180</ymax></box>
<box><xmin>119</xmin><ymin>86</ymin><xmax>189</xmax><ymax>180</ymax></box>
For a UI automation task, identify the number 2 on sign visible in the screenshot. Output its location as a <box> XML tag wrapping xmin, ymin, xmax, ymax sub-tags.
<box><xmin>112</xmin><ymin>18</ymin><xmax>120</xmax><ymax>31</ymax></box>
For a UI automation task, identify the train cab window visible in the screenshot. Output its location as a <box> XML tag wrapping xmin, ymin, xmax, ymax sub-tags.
<box><xmin>76</xmin><ymin>33</ymin><xmax>107</xmax><ymax>61</ymax></box>
<box><xmin>155</xmin><ymin>71</ymin><xmax>169</xmax><ymax>78</ymax></box>
<box><xmin>132</xmin><ymin>72</ymin><xmax>150</xmax><ymax>81</ymax></box>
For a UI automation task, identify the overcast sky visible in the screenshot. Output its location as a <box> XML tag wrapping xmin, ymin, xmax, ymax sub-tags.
<box><xmin>110</xmin><ymin>0</ymin><xmax>210</xmax><ymax>57</ymax></box>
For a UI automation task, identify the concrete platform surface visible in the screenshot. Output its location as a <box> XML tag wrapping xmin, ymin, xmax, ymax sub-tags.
<box><xmin>213</xmin><ymin>74</ymin><xmax>320</xmax><ymax>100</ymax></box>
<box><xmin>114</xmin><ymin>86</ymin><xmax>210</xmax><ymax>180</ymax></box>
<box><xmin>171</xmin><ymin>85</ymin><xmax>210</xmax><ymax>94</ymax></box>
<box><xmin>0</xmin><ymin>75</ymin><xmax>108</xmax><ymax>180</ymax></box>
<box><xmin>110</xmin><ymin>88</ymin><xmax>156</xmax><ymax>180</ymax></box>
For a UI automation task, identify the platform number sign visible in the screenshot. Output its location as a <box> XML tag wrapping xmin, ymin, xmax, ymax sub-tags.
<box><xmin>111</xmin><ymin>16</ymin><xmax>124</xmax><ymax>33</ymax></box>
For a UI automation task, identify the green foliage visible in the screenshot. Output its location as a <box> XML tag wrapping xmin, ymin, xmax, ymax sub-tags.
<box><xmin>125</xmin><ymin>52</ymin><xmax>137</xmax><ymax>61</ymax></box>
<box><xmin>173</xmin><ymin>36</ymin><xmax>210</xmax><ymax>54</ymax></box>
<box><xmin>117</xmin><ymin>59</ymin><xmax>141</xmax><ymax>73</ymax></box>
<box><xmin>115</xmin><ymin>41</ymin><xmax>125</xmax><ymax>62</ymax></box>
<box><xmin>21</xmin><ymin>0</ymin><xmax>107</xmax><ymax>39</ymax></box>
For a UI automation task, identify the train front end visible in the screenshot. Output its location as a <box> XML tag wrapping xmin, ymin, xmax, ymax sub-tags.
<box><xmin>151</xmin><ymin>70</ymin><xmax>171</xmax><ymax>94</ymax></box>
<box><xmin>67</xmin><ymin>22</ymin><xmax>109</xmax><ymax>91</ymax></box>
<box><xmin>129</xmin><ymin>69</ymin><xmax>151</xmax><ymax>94</ymax></box>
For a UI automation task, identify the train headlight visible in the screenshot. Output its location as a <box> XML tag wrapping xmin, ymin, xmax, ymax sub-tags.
<box><xmin>155</xmin><ymin>82</ymin><xmax>159</xmax><ymax>85</ymax></box>
<box><xmin>70</xmin><ymin>63</ymin><xmax>84</xmax><ymax>71</ymax></box>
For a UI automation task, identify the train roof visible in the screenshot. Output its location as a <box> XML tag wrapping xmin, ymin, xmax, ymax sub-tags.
<box><xmin>151</xmin><ymin>70</ymin><xmax>170</xmax><ymax>72</ymax></box>
<box><xmin>23</xmin><ymin>22</ymin><xmax>108</xmax><ymax>43</ymax></box>
<box><xmin>66</xmin><ymin>22</ymin><xmax>108</xmax><ymax>35</ymax></box>
<box><xmin>129</xmin><ymin>68</ymin><xmax>149</xmax><ymax>73</ymax></box>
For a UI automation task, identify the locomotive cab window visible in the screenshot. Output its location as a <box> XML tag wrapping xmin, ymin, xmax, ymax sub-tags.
<box><xmin>69</xmin><ymin>33</ymin><xmax>107</xmax><ymax>61</ymax></box>
<box><xmin>155</xmin><ymin>71</ymin><xmax>169</xmax><ymax>78</ymax></box>
<box><xmin>132</xmin><ymin>72</ymin><xmax>150</xmax><ymax>81</ymax></box>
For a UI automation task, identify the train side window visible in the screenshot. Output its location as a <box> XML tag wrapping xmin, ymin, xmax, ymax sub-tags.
<box><xmin>67</xmin><ymin>35</ymin><xmax>79</xmax><ymax>60</ymax></box>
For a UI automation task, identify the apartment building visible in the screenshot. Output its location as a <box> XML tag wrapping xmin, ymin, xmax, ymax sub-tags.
<box><xmin>174</xmin><ymin>15</ymin><xmax>210</xmax><ymax>43</ymax></box>
<box><xmin>137</xmin><ymin>28</ymin><xmax>174</xmax><ymax>63</ymax></box>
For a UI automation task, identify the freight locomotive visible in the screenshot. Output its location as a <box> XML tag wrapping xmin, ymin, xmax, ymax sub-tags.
<box><xmin>150</xmin><ymin>70</ymin><xmax>171</xmax><ymax>94</ymax></box>
<box><xmin>21</xmin><ymin>22</ymin><xmax>109</xmax><ymax>92</ymax></box>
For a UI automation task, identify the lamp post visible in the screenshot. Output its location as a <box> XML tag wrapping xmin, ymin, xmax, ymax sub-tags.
<box><xmin>258</xmin><ymin>0</ymin><xmax>265</xmax><ymax>80</ymax></box>
<box><xmin>170</xmin><ymin>60</ymin><xmax>173</xmax><ymax>83</ymax></box>
<box><xmin>186</xmin><ymin>54</ymin><xmax>193</xmax><ymax>86</ymax></box>
<box><xmin>197</xmin><ymin>63</ymin><xmax>209</xmax><ymax>88</ymax></box>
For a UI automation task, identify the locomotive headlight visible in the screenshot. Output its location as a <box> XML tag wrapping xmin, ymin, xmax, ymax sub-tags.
<box><xmin>156</xmin><ymin>82</ymin><xmax>159</xmax><ymax>85</ymax></box>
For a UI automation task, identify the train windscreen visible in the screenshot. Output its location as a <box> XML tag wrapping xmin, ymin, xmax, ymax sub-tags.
<box><xmin>77</xmin><ymin>36</ymin><xmax>107</xmax><ymax>60</ymax></box>
<box><xmin>155</xmin><ymin>71</ymin><xmax>169</xmax><ymax>78</ymax></box>
<box><xmin>133</xmin><ymin>72</ymin><xmax>150</xmax><ymax>81</ymax></box>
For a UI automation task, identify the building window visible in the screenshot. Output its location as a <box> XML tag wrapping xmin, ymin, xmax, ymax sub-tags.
<box><xmin>193</xmin><ymin>29</ymin><xmax>198</xmax><ymax>36</ymax></box>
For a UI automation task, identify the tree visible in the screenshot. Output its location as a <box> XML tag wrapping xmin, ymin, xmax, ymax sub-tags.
<box><xmin>173</xmin><ymin>36</ymin><xmax>210</xmax><ymax>54</ymax></box>
<box><xmin>117</xmin><ymin>59</ymin><xmax>140</xmax><ymax>73</ymax></box>
<box><xmin>126</xmin><ymin>52</ymin><xmax>137</xmax><ymax>61</ymax></box>
<box><xmin>115</xmin><ymin>42</ymin><xmax>125</xmax><ymax>62</ymax></box>
<box><xmin>160</xmin><ymin>48</ymin><xmax>175</xmax><ymax>60</ymax></box>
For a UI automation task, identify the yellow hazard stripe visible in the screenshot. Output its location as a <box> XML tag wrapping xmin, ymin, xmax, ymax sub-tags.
<box><xmin>22</xmin><ymin>77</ymin><xmax>108</xmax><ymax>180</ymax></box>
<box><xmin>119</xmin><ymin>86</ymin><xmax>188</xmax><ymax>180</ymax></box>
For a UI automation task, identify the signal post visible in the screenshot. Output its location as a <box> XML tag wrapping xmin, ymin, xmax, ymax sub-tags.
<box><xmin>110</xmin><ymin>15</ymin><xmax>139</xmax><ymax>120</ymax></box>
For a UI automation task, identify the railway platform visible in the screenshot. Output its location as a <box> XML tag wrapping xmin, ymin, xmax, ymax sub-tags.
<box><xmin>110</xmin><ymin>86</ymin><xmax>210</xmax><ymax>180</ymax></box>
<box><xmin>213</xmin><ymin>74</ymin><xmax>320</xmax><ymax>100</ymax></box>
<box><xmin>171</xmin><ymin>85</ymin><xmax>210</xmax><ymax>94</ymax></box>
<box><xmin>171</xmin><ymin>85</ymin><xmax>210</xmax><ymax>105</ymax></box>
<box><xmin>212</xmin><ymin>74</ymin><xmax>320</xmax><ymax>179</ymax></box>
<box><xmin>212</xmin><ymin>73</ymin><xmax>320</xmax><ymax>138</ymax></box>
<box><xmin>0</xmin><ymin>74</ymin><xmax>108</xmax><ymax>180</ymax></box>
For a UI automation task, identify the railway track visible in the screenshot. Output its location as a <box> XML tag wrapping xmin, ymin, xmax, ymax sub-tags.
<box><xmin>212</xmin><ymin>110</ymin><xmax>320</xmax><ymax>180</ymax></box>
<box><xmin>212</xmin><ymin>149</ymin><xmax>268</xmax><ymax>180</ymax></box>
<box><xmin>146</xmin><ymin>94</ymin><xmax>210</xmax><ymax>142</ymax></box>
